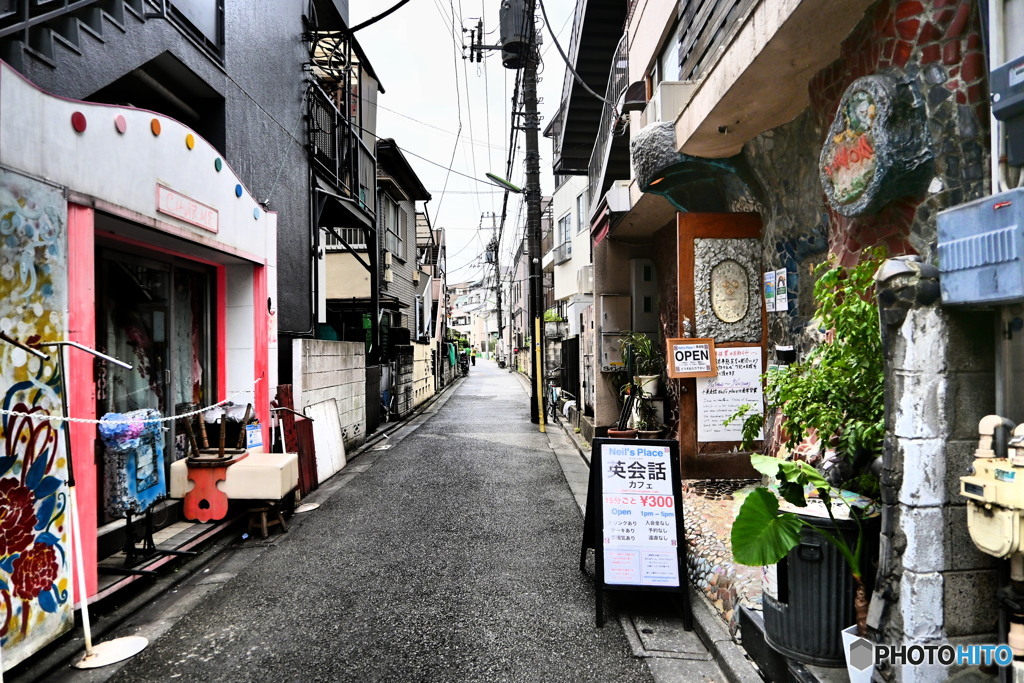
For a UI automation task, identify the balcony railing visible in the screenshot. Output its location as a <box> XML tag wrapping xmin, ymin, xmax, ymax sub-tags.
<box><xmin>308</xmin><ymin>82</ymin><xmax>376</xmax><ymax>218</ymax></box>
<box><xmin>0</xmin><ymin>1</ymin><xmax>225</xmax><ymax>62</ymax></box>
<box><xmin>587</xmin><ymin>34</ymin><xmax>628</xmax><ymax>207</ymax></box>
<box><xmin>552</xmin><ymin>240</ymin><xmax>572</xmax><ymax>266</ymax></box>
<box><xmin>323</xmin><ymin>226</ymin><xmax>367</xmax><ymax>250</ymax></box>
<box><xmin>677</xmin><ymin>0</ymin><xmax>757</xmax><ymax>82</ymax></box>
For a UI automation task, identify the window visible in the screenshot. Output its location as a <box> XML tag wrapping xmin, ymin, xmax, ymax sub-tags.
<box><xmin>382</xmin><ymin>194</ymin><xmax>400</xmax><ymax>255</ymax></box>
<box><xmin>323</xmin><ymin>227</ymin><xmax>367</xmax><ymax>250</ymax></box>
<box><xmin>576</xmin><ymin>192</ymin><xmax>587</xmax><ymax>233</ymax></box>
<box><xmin>656</xmin><ymin>21</ymin><xmax>683</xmax><ymax>85</ymax></box>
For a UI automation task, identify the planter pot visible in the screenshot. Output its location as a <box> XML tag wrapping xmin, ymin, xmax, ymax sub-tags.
<box><xmin>841</xmin><ymin>625</ymin><xmax>874</xmax><ymax>682</ymax></box>
<box><xmin>636</xmin><ymin>375</ymin><xmax>661</xmax><ymax>396</ymax></box>
<box><xmin>637</xmin><ymin>429</ymin><xmax>665</xmax><ymax>439</ymax></box>
<box><xmin>762</xmin><ymin>513</ymin><xmax>879</xmax><ymax>667</ymax></box>
<box><xmin>607</xmin><ymin>428</ymin><xmax>637</xmax><ymax>439</ymax></box>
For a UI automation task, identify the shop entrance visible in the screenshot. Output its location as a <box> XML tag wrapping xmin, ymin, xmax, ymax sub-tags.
<box><xmin>95</xmin><ymin>247</ymin><xmax>215</xmax><ymax>524</ymax></box>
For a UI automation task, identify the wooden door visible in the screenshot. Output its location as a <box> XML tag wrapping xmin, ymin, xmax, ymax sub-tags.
<box><xmin>676</xmin><ymin>213</ymin><xmax>765</xmax><ymax>479</ymax></box>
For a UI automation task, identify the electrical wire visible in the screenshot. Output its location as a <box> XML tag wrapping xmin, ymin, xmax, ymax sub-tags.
<box><xmin>536</xmin><ymin>0</ymin><xmax>616</xmax><ymax>109</ymax></box>
<box><xmin>347</xmin><ymin>0</ymin><xmax>413</xmax><ymax>33</ymax></box>
<box><xmin>431</xmin><ymin>0</ymin><xmax>467</xmax><ymax>229</ymax></box>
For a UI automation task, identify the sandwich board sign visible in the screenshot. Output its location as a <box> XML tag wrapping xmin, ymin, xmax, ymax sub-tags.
<box><xmin>580</xmin><ymin>437</ymin><xmax>692</xmax><ymax>628</ymax></box>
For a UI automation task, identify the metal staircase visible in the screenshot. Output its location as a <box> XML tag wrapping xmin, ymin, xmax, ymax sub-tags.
<box><xmin>0</xmin><ymin>0</ymin><xmax>151</xmax><ymax>70</ymax></box>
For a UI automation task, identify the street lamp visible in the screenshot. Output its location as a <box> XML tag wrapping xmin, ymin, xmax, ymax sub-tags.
<box><xmin>485</xmin><ymin>173</ymin><xmax>523</xmax><ymax>194</ymax></box>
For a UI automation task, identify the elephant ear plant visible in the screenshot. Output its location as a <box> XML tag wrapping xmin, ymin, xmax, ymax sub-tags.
<box><xmin>728</xmin><ymin>249</ymin><xmax>886</xmax><ymax>636</ymax></box>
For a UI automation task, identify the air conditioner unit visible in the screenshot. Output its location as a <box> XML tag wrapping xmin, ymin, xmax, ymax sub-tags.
<box><xmin>576</xmin><ymin>265</ymin><xmax>594</xmax><ymax>294</ymax></box>
<box><xmin>412</xmin><ymin>270</ymin><xmax>421</xmax><ymax>284</ymax></box>
<box><xmin>641</xmin><ymin>81</ymin><xmax>699</xmax><ymax>127</ymax></box>
<box><xmin>383</xmin><ymin>269</ymin><xmax>394</xmax><ymax>283</ymax></box>
<box><xmin>384</xmin><ymin>251</ymin><xmax>393</xmax><ymax>266</ymax></box>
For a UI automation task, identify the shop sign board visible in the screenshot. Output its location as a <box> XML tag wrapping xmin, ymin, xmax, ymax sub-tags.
<box><xmin>245</xmin><ymin>423</ymin><xmax>263</xmax><ymax>449</ymax></box>
<box><xmin>666</xmin><ymin>338</ymin><xmax>717</xmax><ymax>378</ymax></box>
<box><xmin>696</xmin><ymin>346</ymin><xmax>764</xmax><ymax>442</ymax></box>
<box><xmin>580</xmin><ymin>438</ymin><xmax>692</xmax><ymax>629</ymax></box>
<box><xmin>156</xmin><ymin>184</ymin><xmax>219</xmax><ymax>233</ymax></box>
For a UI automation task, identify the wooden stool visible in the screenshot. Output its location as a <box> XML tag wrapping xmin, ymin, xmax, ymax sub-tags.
<box><xmin>247</xmin><ymin>501</ymin><xmax>288</xmax><ymax>539</ymax></box>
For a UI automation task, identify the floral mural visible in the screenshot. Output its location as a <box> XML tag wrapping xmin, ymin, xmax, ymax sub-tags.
<box><xmin>0</xmin><ymin>169</ymin><xmax>72</xmax><ymax>668</ymax></box>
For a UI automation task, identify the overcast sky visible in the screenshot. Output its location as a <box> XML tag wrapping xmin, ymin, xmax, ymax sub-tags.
<box><xmin>350</xmin><ymin>0</ymin><xmax>579</xmax><ymax>283</ymax></box>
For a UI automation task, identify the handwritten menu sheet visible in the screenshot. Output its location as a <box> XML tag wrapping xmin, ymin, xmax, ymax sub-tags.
<box><xmin>696</xmin><ymin>346</ymin><xmax>764</xmax><ymax>442</ymax></box>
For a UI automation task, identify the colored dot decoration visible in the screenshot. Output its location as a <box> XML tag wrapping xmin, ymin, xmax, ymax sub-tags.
<box><xmin>79</xmin><ymin>111</ymin><xmax>258</xmax><ymax>213</ymax></box>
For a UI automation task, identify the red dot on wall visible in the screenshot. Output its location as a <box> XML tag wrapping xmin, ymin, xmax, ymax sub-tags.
<box><xmin>71</xmin><ymin>112</ymin><xmax>87</xmax><ymax>133</ymax></box>
<box><xmin>114</xmin><ymin>115</ymin><xmax>127</xmax><ymax>134</ymax></box>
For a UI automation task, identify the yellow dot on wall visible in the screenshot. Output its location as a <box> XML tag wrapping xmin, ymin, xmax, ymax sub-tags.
<box><xmin>185</xmin><ymin>133</ymin><xmax>195</xmax><ymax>150</ymax></box>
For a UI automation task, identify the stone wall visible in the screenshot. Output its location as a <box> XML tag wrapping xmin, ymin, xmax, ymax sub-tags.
<box><xmin>292</xmin><ymin>339</ymin><xmax>367</xmax><ymax>451</ymax></box>
<box><xmin>874</xmin><ymin>263</ymin><xmax>997</xmax><ymax>681</ymax></box>
<box><xmin>723</xmin><ymin>0</ymin><xmax>996</xmax><ymax>675</ymax></box>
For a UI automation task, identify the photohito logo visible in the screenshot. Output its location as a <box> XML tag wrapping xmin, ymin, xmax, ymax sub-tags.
<box><xmin>847</xmin><ymin>638</ymin><xmax>1013</xmax><ymax>670</ymax></box>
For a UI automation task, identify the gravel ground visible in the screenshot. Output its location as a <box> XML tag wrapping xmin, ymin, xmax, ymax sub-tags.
<box><xmin>100</xmin><ymin>362</ymin><xmax>655</xmax><ymax>683</ymax></box>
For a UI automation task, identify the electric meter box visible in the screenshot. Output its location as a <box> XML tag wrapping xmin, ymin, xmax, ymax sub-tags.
<box><xmin>937</xmin><ymin>188</ymin><xmax>1024</xmax><ymax>305</ymax></box>
<box><xmin>992</xmin><ymin>55</ymin><xmax>1024</xmax><ymax>165</ymax></box>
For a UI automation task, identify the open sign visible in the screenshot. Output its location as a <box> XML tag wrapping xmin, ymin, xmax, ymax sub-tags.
<box><xmin>666</xmin><ymin>338</ymin><xmax>717</xmax><ymax>378</ymax></box>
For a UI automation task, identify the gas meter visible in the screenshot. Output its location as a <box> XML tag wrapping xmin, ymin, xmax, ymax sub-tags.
<box><xmin>961</xmin><ymin>416</ymin><xmax>1024</xmax><ymax>559</ymax></box>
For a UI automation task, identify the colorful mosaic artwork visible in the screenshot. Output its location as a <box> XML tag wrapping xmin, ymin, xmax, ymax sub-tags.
<box><xmin>0</xmin><ymin>169</ymin><xmax>73</xmax><ymax>668</ymax></box>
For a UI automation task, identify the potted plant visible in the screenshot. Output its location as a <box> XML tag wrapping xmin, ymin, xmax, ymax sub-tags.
<box><xmin>728</xmin><ymin>249</ymin><xmax>885</xmax><ymax>660</ymax></box>
<box><xmin>618</xmin><ymin>330</ymin><xmax>666</xmax><ymax>396</ymax></box>
<box><xmin>634</xmin><ymin>391</ymin><xmax>664</xmax><ymax>439</ymax></box>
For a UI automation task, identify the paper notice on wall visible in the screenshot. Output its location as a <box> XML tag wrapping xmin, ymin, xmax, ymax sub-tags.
<box><xmin>696</xmin><ymin>346</ymin><xmax>764</xmax><ymax>442</ymax></box>
<box><xmin>775</xmin><ymin>267</ymin><xmax>789</xmax><ymax>311</ymax></box>
<box><xmin>763</xmin><ymin>271</ymin><xmax>776</xmax><ymax>312</ymax></box>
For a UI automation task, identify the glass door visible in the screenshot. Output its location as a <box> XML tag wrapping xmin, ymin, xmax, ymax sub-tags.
<box><xmin>96</xmin><ymin>248</ymin><xmax>214</xmax><ymax>524</ymax></box>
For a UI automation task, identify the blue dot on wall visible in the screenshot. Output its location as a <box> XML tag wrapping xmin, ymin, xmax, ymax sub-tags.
<box><xmin>253</xmin><ymin>207</ymin><xmax>260</xmax><ymax>219</ymax></box>
<box><xmin>235</xmin><ymin>184</ymin><xmax>243</xmax><ymax>198</ymax></box>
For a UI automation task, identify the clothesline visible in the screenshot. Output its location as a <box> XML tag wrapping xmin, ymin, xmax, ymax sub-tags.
<box><xmin>0</xmin><ymin>375</ymin><xmax>264</xmax><ymax>425</ymax></box>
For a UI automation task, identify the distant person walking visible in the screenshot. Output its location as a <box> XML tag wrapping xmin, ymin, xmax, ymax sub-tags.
<box><xmin>471</xmin><ymin>347</ymin><xmax>477</xmax><ymax>366</ymax></box>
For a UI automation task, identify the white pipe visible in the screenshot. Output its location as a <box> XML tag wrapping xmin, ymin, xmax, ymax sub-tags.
<box><xmin>990</xmin><ymin>0</ymin><xmax>1006</xmax><ymax>193</ymax></box>
<box><xmin>69</xmin><ymin>488</ymin><xmax>94</xmax><ymax>654</ymax></box>
<box><xmin>1013</xmin><ymin>553</ymin><xmax>1024</xmax><ymax>583</ymax></box>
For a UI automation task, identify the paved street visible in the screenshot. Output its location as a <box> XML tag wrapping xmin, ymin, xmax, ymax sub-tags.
<box><xmin>35</xmin><ymin>360</ymin><xmax>731</xmax><ymax>683</ymax></box>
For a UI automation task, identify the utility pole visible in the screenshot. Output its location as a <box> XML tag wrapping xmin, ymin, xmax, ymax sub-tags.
<box><xmin>522</xmin><ymin>41</ymin><xmax>543</xmax><ymax>424</ymax></box>
<box><xmin>471</xmin><ymin>0</ymin><xmax>544</xmax><ymax>424</ymax></box>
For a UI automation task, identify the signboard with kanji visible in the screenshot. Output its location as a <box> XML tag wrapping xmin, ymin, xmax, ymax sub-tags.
<box><xmin>580</xmin><ymin>437</ymin><xmax>691</xmax><ymax>629</ymax></box>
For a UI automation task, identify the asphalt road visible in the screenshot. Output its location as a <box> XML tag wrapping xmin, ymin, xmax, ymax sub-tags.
<box><xmin>79</xmin><ymin>360</ymin><xmax>657</xmax><ymax>682</ymax></box>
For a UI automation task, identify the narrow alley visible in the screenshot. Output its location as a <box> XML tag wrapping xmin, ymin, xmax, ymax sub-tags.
<box><xmin>26</xmin><ymin>362</ymin><xmax>732</xmax><ymax>683</ymax></box>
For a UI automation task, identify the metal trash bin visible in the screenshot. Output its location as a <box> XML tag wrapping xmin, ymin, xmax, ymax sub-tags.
<box><xmin>761</xmin><ymin>512</ymin><xmax>878</xmax><ymax>667</ymax></box>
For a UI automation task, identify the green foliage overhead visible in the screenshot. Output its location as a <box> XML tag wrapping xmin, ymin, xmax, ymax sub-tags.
<box><xmin>739</xmin><ymin>249</ymin><xmax>886</xmax><ymax>497</ymax></box>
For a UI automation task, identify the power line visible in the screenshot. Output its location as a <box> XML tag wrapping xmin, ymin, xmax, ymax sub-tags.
<box><xmin>536</xmin><ymin>0</ymin><xmax>615</xmax><ymax>109</ymax></box>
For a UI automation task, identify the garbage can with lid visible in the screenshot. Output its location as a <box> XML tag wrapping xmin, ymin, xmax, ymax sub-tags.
<box><xmin>761</xmin><ymin>505</ymin><xmax>879</xmax><ymax>667</ymax></box>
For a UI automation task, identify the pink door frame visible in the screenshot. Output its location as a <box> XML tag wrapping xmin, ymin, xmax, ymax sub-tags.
<box><xmin>68</xmin><ymin>205</ymin><xmax>270</xmax><ymax>598</ymax></box>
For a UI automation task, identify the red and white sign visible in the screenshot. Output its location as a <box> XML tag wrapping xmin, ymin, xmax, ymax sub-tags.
<box><xmin>600</xmin><ymin>443</ymin><xmax>680</xmax><ymax>587</ymax></box>
<box><xmin>156</xmin><ymin>185</ymin><xmax>219</xmax><ymax>233</ymax></box>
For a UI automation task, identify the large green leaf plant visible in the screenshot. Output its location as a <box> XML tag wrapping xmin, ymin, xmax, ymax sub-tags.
<box><xmin>729</xmin><ymin>250</ymin><xmax>886</xmax><ymax>636</ymax></box>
